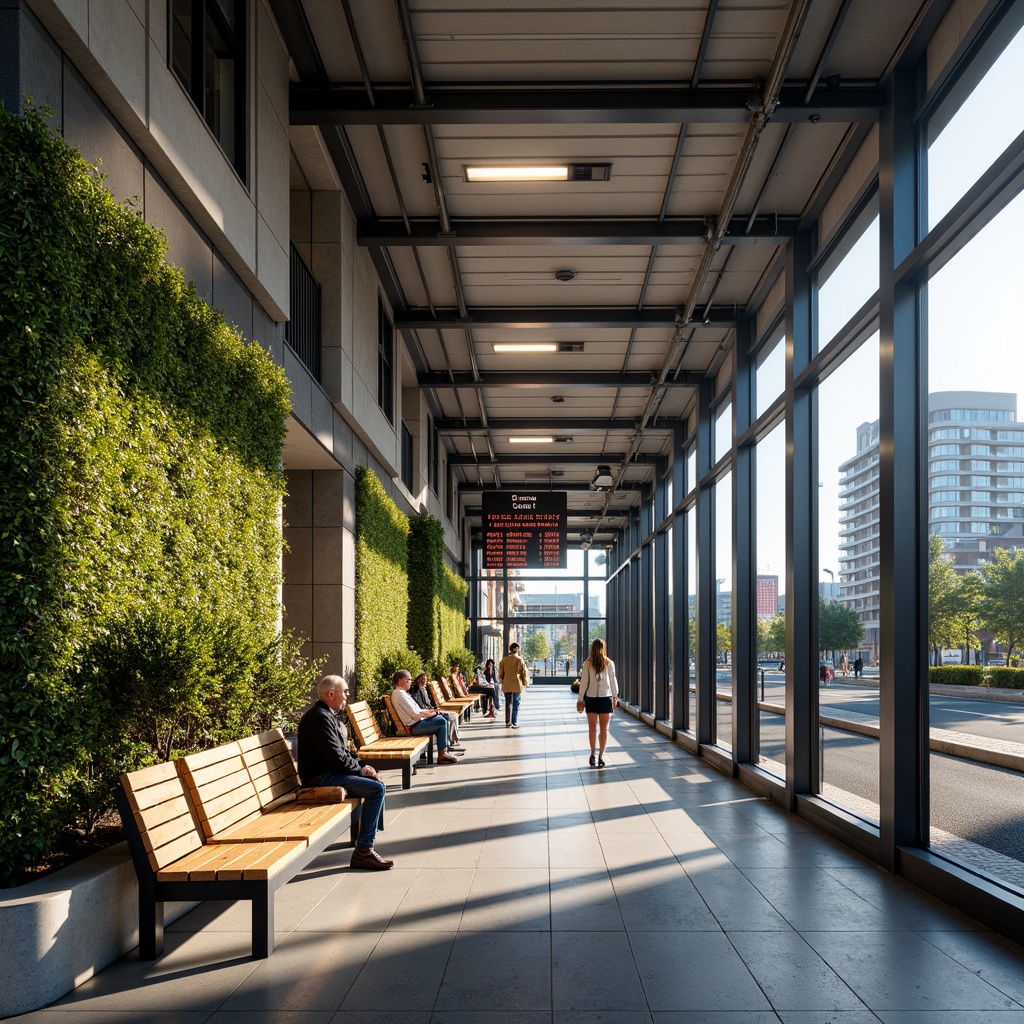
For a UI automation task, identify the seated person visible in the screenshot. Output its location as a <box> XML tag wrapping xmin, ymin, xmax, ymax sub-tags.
<box><xmin>477</xmin><ymin>658</ymin><xmax>501</xmax><ymax>711</ymax></box>
<box><xmin>410</xmin><ymin>671</ymin><xmax>463</xmax><ymax>750</ymax></box>
<box><xmin>454</xmin><ymin>659</ymin><xmax>497</xmax><ymax>717</ymax></box>
<box><xmin>390</xmin><ymin>670</ymin><xmax>461</xmax><ymax>764</ymax></box>
<box><xmin>297</xmin><ymin>674</ymin><xmax>393</xmax><ymax>870</ymax></box>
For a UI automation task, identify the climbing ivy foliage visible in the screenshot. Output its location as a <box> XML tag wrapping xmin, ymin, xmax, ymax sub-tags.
<box><xmin>355</xmin><ymin>466</ymin><xmax>410</xmax><ymax>709</ymax></box>
<box><xmin>407</xmin><ymin>515</ymin><xmax>470</xmax><ymax>679</ymax></box>
<box><xmin>0</xmin><ymin>108</ymin><xmax>305</xmax><ymax>886</ymax></box>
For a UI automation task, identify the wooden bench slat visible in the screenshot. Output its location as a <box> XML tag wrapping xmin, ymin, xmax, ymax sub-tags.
<box><xmin>207</xmin><ymin>801</ymin><xmax>357</xmax><ymax>846</ymax></box>
<box><xmin>121</xmin><ymin>772</ymin><xmax>189</xmax><ymax>815</ymax></box>
<box><xmin>148</xmin><ymin>828</ymin><xmax>205</xmax><ymax>873</ymax></box>
<box><xmin>157</xmin><ymin>839</ymin><xmax>304</xmax><ymax>882</ymax></box>
<box><xmin>132</xmin><ymin>793</ymin><xmax>193</xmax><ymax>833</ymax></box>
<box><xmin>139</xmin><ymin>808</ymin><xmax>198</xmax><ymax>855</ymax></box>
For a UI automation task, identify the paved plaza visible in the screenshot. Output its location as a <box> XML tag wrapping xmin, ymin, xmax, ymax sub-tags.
<box><xmin>19</xmin><ymin>687</ymin><xmax>1024</xmax><ymax>1023</ymax></box>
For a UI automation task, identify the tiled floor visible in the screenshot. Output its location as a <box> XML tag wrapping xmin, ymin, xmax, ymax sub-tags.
<box><xmin>20</xmin><ymin>687</ymin><xmax>1024</xmax><ymax>1023</ymax></box>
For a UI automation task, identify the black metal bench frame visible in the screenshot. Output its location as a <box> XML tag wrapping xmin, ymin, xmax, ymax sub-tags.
<box><xmin>115</xmin><ymin>785</ymin><xmax>360</xmax><ymax>960</ymax></box>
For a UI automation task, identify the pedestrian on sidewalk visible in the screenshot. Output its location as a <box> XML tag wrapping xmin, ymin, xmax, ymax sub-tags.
<box><xmin>576</xmin><ymin>638</ymin><xmax>618</xmax><ymax>768</ymax></box>
<box><xmin>499</xmin><ymin>642</ymin><xmax>529</xmax><ymax>728</ymax></box>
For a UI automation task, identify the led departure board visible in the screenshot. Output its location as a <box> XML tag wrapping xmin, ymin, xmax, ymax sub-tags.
<box><xmin>482</xmin><ymin>491</ymin><xmax>567</xmax><ymax>569</ymax></box>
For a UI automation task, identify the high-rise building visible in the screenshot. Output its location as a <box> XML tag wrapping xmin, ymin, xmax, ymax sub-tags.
<box><xmin>756</xmin><ymin>574</ymin><xmax>779</xmax><ymax>619</ymax></box>
<box><xmin>838</xmin><ymin>392</ymin><xmax>1024</xmax><ymax>656</ymax></box>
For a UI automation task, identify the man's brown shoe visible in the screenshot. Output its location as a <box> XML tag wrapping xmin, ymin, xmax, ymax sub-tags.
<box><xmin>437</xmin><ymin>752</ymin><xmax>460</xmax><ymax>764</ymax></box>
<box><xmin>350</xmin><ymin>846</ymin><xmax>394</xmax><ymax>870</ymax></box>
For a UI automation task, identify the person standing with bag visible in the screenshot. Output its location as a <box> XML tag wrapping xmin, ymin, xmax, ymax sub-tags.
<box><xmin>576</xmin><ymin>638</ymin><xmax>618</xmax><ymax>768</ymax></box>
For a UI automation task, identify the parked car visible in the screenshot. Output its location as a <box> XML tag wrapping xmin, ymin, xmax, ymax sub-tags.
<box><xmin>819</xmin><ymin>662</ymin><xmax>834</xmax><ymax>685</ymax></box>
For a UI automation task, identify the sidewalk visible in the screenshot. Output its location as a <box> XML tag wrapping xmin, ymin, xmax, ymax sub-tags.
<box><xmin>16</xmin><ymin>687</ymin><xmax>1024</xmax><ymax>1022</ymax></box>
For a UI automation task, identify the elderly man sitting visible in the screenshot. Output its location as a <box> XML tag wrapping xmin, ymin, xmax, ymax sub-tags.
<box><xmin>390</xmin><ymin>670</ymin><xmax>461</xmax><ymax>764</ymax></box>
<box><xmin>297</xmin><ymin>674</ymin><xmax>392</xmax><ymax>870</ymax></box>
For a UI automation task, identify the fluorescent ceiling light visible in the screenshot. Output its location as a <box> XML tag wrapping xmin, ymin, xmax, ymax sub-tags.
<box><xmin>492</xmin><ymin>342</ymin><xmax>558</xmax><ymax>353</ymax></box>
<box><xmin>465</xmin><ymin>165</ymin><xmax>570</xmax><ymax>182</ymax></box>
<box><xmin>508</xmin><ymin>436</ymin><xmax>554</xmax><ymax>444</ymax></box>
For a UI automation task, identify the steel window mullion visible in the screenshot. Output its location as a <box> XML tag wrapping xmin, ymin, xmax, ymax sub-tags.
<box><xmin>879</xmin><ymin>64</ymin><xmax>928</xmax><ymax>867</ymax></box>
<box><xmin>672</xmin><ymin>425</ymin><xmax>688</xmax><ymax>732</ymax></box>
<box><xmin>786</xmin><ymin>230</ymin><xmax>816</xmax><ymax>799</ymax></box>
<box><xmin>654</xmin><ymin>471</ymin><xmax>669</xmax><ymax>722</ymax></box>
<box><xmin>695</xmin><ymin>379</ymin><xmax>715</xmax><ymax>747</ymax></box>
<box><xmin>732</xmin><ymin>318</ymin><xmax>755</xmax><ymax>764</ymax></box>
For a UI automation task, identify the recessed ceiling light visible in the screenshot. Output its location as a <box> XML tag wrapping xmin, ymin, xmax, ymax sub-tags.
<box><xmin>465</xmin><ymin>165</ymin><xmax>569</xmax><ymax>182</ymax></box>
<box><xmin>508</xmin><ymin>436</ymin><xmax>554</xmax><ymax>444</ymax></box>
<box><xmin>492</xmin><ymin>343</ymin><xmax>558</xmax><ymax>353</ymax></box>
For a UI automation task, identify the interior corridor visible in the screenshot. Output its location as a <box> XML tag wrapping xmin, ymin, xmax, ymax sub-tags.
<box><xmin>25</xmin><ymin>687</ymin><xmax>1024</xmax><ymax>1023</ymax></box>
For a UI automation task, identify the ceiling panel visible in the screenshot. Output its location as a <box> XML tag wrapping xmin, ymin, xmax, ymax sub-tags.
<box><xmin>281</xmin><ymin>0</ymin><xmax>929</xmax><ymax>547</ymax></box>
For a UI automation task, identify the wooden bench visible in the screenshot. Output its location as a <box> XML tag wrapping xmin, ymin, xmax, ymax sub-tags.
<box><xmin>115</xmin><ymin>730</ymin><xmax>359</xmax><ymax>961</ymax></box>
<box><xmin>430</xmin><ymin>679</ymin><xmax>476</xmax><ymax>720</ymax></box>
<box><xmin>345</xmin><ymin>700</ymin><xmax>431</xmax><ymax>787</ymax></box>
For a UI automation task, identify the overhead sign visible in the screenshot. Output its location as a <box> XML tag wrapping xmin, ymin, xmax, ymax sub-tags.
<box><xmin>482</xmin><ymin>491</ymin><xmax>567</xmax><ymax>569</ymax></box>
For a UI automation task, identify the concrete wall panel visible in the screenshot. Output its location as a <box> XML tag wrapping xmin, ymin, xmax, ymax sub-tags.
<box><xmin>88</xmin><ymin>0</ymin><xmax>146</xmax><ymax>123</ymax></box>
<box><xmin>283</xmin><ymin>527</ymin><xmax>313</xmax><ymax>586</ymax></box>
<box><xmin>62</xmin><ymin>66</ymin><xmax>145</xmax><ymax>206</ymax></box>
<box><xmin>143</xmin><ymin>168</ymin><xmax>213</xmax><ymax>298</ymax></box>
<box><xmin>213</xmin><ymin>252</ymin><xmax>254</xmax><ymax>341</ymax></box>
<box><xmin>2</xmin><ymin>8</ymin><xmax>62</xmax><ymax>117</ymax></box>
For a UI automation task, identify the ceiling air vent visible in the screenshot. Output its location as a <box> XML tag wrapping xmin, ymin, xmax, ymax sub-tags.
<box><xmin>559</xmin><ymin>342</ymin><xmax>585</xmax><ymax>353</ymax></box>
<box><xmin>569</xmin><ymin>163</ymin><xmax>612</xmax><ymax>181</ymax></box>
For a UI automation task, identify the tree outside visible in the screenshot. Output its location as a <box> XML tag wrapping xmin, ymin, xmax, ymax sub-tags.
<box><xmin>928</xmin><ymin>533</ymin><xmax>983</xmax><ymax>661</ymax></box>
<box><xmin>818</xmin><ymin>597</ymin><xmax>864</xmax><ymax>656</ymax></box>
<box><xmin>979</xmin><ymin>547</ymin><xmax>1024</xmax><ymax>660</ymax></box>
<box><xmin>521</xmin><ymin>630</ymin><xmax>552</xmax><ymax>672</ymax></box>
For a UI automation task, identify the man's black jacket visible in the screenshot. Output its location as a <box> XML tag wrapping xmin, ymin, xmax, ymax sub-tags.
<box><xmin>296</xmin><ymin>699</ymin><xmax>364</xmax><ymax>783</ymax></box>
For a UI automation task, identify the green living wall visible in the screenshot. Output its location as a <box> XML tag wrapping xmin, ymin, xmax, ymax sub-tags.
<box><xmin>407</xmin><ymin>514</ymin><xmax>469</xmax><ymax>676</ymax></box>
<box><xmin>0</xmin><ymin>109</ymin><xmax>301</xmax><ymax>886</ymax></box>
<box><xmin>354</xmin><ymin>466</ymin><xmax>410</xmax><ymax>707</ymax></box>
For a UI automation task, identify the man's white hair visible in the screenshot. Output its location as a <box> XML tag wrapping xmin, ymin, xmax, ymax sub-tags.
<box><xmin>317</xmin><ymin>674</ymin><xmax>346</xmax><ymax>699</ymax></box>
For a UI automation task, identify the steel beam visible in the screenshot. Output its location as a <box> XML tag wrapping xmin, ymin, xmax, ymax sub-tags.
<box><xmin>395</xmin><ymin>306</ymin><xmax>736</xmax><ymax>330</ymax></box>
<box><xmin>359</xmin><ymin>217</ymin><xmax>797</xmax><ymax>247</ymax></box>
<box><xmin>438</xmin><ymin>418</ymin><xmax>652</xmax><ymax>432</ymax></box>
<box><xmin>448</xmin><ymin>452</ymin><xmax>660</xmax><ymax>466</ymax></box>
<box><xmin>418</xmin><ymin>371</ymin><xmax>700</xmax><ymax>389</ymax></box>
<box><xmin>291</xmin><ymin>84</ymin><xmax>885</xmax><ymax>126</ymax></box>
<box><xmin>460</xmin><ymin>482</ymin><xmax>647</xmax><ymax>494</ymax></box>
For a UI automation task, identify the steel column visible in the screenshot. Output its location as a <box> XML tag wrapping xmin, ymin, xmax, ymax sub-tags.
<box><xmin>785</xmin><ymin>231</ymin><xmax>816</xmax><ymax>801</ymax></box>
<box><xmin>878</xmin><ymin>65</ymin><xmax>928</xmax><ymax>867</ymax></box>
<box><xmin>640</xmin><ymin>487</ymin><xmax>655</xmax><ymax>715</ymax></box>
<box><xmin>731</xmin><ymin>318</ymin><xmax>756</xmax><ymax>763</ymax></box>
<box><xmin>695</xmin><ymin>379</ymin><xmax>715</xmax><ymax>746</ymax></box>
<box><xmin>654</xmin><ymin>469</ymin><xmax>669</xmax><ymax>722</ymax></box>
<box><xmin>672</xmin><ymin>424</ymin><xmax>688</xmax><ymax>731</ymax></box>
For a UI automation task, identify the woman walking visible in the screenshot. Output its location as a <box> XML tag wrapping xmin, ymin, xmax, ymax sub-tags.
<box><xmin>576</xmin><ymin>638</ymin><xmax>618</xmax><ymax>767</ymax></box>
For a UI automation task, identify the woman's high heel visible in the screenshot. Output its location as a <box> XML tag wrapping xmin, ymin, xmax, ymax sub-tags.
<box><xmin>597</xmin><ymin>757</ymin><xmax>606</xmax><ymax>768</ymax></box>
<box><xmin>589</xmin><ymin>752</ymin><xmax>596</xmax><ymax>768</ymax></box>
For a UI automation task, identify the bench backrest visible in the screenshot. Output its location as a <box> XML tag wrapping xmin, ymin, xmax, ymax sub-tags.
<box><xmin>383</xmin><ymin>692</ymin><xmax>410</xmax><ymax>735</ymax></box>
<box><xmin>119</xmin><ymin>761</ymin><xmax>203</xmax><ymax>873</ymax></box>
<box><xmin>345</xmin><ymin>700</ymin><xmax>383</xmax><ymax>747</ymax></box>
<box><xmin>178</xmin><ymin>742</ymin><xmax>262</xmax><ymax>842</ymax></box>
<box><xmin>238</xmin><ymin>729</ymin><xmax>300</xmax><ymax>809</ymax></box>
<box><xmin>428</xmin><ymin>680</ymin><xmax>448</xmax><ymax>706</ymax></box>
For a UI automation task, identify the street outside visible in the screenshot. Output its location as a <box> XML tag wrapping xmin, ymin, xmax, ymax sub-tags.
<box><xmin>708</xmin><ymin>668</ymin><xmax>1024</xmax><ymax>869</ymax></box>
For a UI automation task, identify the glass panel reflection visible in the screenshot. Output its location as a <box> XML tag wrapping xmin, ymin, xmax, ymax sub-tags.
<box><xmin>755</xmin><ymin>424</ymin><xmax>786</xmax><ymax>778</ymax></box>
<box><xmin>817</xmin><ymin>332</ymin><xmax>880</xmax><ymax>821</ymax></box>
<box><xmin>927</xmin><ymin>184</ymin><xmax>1024</xmax><ymax>882</ymax></box>
<box><xmin>714</xmin><ymin>473</ymin><xmax>733</xmax><ymax>749</ymax></box>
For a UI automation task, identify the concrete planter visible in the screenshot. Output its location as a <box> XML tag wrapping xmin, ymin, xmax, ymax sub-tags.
<box><xmin>0</xmin><ymin>842</ymin><xmax>195</xmax><ymax>1019</ymax></box>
